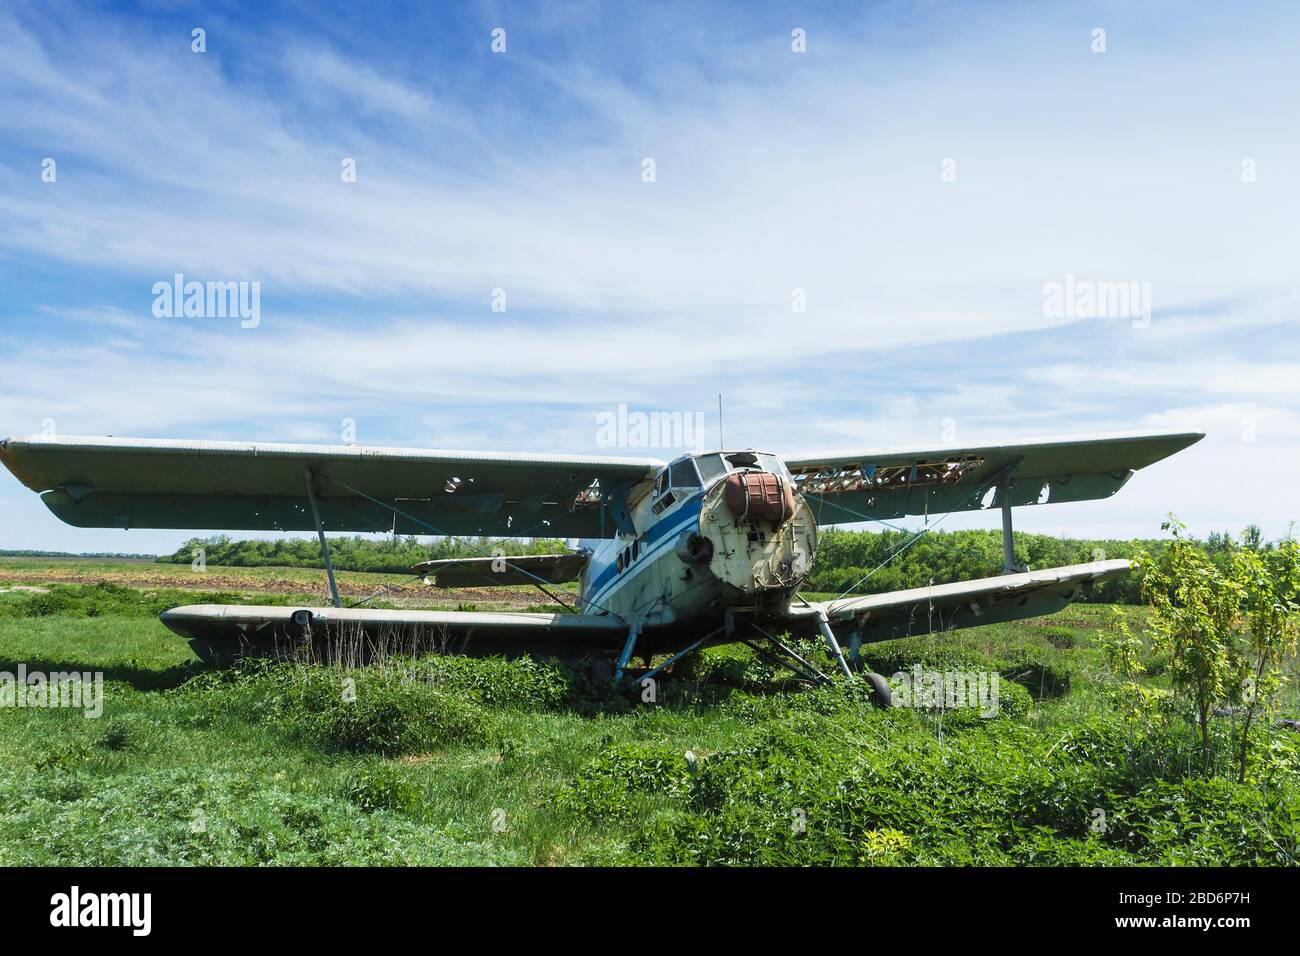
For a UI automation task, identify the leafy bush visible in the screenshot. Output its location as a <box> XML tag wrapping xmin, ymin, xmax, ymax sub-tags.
<box><xmin>98</xmin><ymin>720</ymin><xmax>131</xmax><ymax>752</ymax></box>
<box><xmin>283</xmin><ymin>669</ymin><xmax>486</xmax><ymax>756</ymax></box>
<box><xmin>563</xmin><ymin>744</ymin><xmax>692</xmax><ymax>823</ymax></box>
<box><xmin>1121</xmin><ymin>778</ymin><xmax>1300</xmax><ymax>865</ymax></box>
<box><xmin>1042</xmin><ymin>627</ymin><xmax>1080</xmax><ymax>649</ymax></box>
<box><xmin>344</xmin><ymin>766</ymin><xmax>422</xmax><ymax>813</ymax></box>
<box><xmin>415</xmin><ymin>655</ymin><xmax>573</xmax><ymax>710</ymax></box>
<box><xmin>176</xmin><ymin>660</ymin><xmax>486</xmax><ymax>756</ymax></box>
<box><xmin>674</xmin><ymin>648</ymin><xmax>780</xmax><ymax>690</ymax></box>
<box><xmin>995</xmin><ymin>679</ymin><xmax>1034</xmax><ymax>718</ymax></box>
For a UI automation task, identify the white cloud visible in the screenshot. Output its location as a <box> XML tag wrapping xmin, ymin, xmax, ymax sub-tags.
<box><xmin>1</xmin><ymin>5</ymin><xmax>1298</xmax><ymax>550</ymax></box>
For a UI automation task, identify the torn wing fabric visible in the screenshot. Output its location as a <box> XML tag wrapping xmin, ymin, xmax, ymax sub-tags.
<box><xmin>0</xmin><ymin>435</ymin><xmax>662</xmax><ymax>538</ymax></box>
<box><xmin>783</xmin><ymin>430</ymin><xmax>1203</xmax><ymax>524</ymax></box>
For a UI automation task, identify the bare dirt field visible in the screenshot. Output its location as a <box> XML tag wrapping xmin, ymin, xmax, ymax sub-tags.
<box><xmin>0</xmin><ymin>556</ymin><xmax>561</xmax><ymax>608</ymax></box>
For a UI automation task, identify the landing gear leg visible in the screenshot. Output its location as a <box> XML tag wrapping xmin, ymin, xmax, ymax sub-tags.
<box><xmin>814</xmin><ymin>613</ymin><xmax>892</xmax><ymax>706</ymax></box>
<box><xmin>816</xmin><ymin>611</ymin><xmax>854</xmax><ymax>680</ymax></box>
<box><xmin>614</xmin><ymin>623</ymin><xmax>641</xmax><ymax>682</ymax></box>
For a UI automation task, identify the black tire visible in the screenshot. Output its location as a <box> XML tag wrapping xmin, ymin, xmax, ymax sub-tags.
<box><xmin>589</xmin><ymin>657</ymin><xmax>614</xmax><ymax>686</ymax></box>
<box><xmin>862</xmin><ymin>671</ymin><xmax>893</xmax><ymax>709</ymax></box>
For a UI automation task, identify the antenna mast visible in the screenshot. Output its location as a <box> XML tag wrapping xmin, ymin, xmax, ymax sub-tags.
<box><xmin>718</xmin><ymin>393</ymin><xmax>725</xmax><ymax>450</ymax></box>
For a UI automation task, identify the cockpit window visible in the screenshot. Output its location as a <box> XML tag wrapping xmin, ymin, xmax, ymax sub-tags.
<box><xmin>693</xmin><ymin>453</ymin><xmax>728</xmax><ymax>485</ymax></box>
<box><xmin>651</xmin><ymin>467</ymin><xmax>676</xmax><ymax>515</ymax></box>
<box><xmin>669</xmin><ymin>458</ymin><xmax>701</xmax><ymax>490</ymax></box>
<box><xmin>724</xmin><ymin>451</ymin><xmax>759</xmax><ymax>469</ymax></box>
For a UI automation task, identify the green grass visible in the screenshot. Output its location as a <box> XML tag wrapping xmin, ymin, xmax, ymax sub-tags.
<box><xmin>0</xmin><ymin>586</ymin><xmax>1295</xmax><ymax>866</ymax></box>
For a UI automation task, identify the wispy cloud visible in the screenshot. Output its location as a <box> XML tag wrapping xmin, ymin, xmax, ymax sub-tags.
<box><xmin>0</xmin><ymin>0</ymin><xmax>1297</xmax><ymax>550</ymax></box>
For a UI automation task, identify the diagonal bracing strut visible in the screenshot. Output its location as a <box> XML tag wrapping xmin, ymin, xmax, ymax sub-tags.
<box><xmin>304</xmin><ymin>467</ymin><xmax>343</xmax><ymax>609</ymax></box>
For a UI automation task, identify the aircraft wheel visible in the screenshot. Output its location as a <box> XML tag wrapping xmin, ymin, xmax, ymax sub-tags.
<box><xmin>862</xmin><ymin>671</ymin><xmax>894</xmax><ymax>709</ymax></box>
<box><xmin>589</xmin><ymin>657</ymin><xmax>614</xmax><ymax>686</ymax></box>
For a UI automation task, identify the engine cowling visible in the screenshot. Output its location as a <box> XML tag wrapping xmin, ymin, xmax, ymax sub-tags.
<box><xmin>722</xmin><ymin>471</ymin><xmax>795</xmax><ymax>523</ymax></box>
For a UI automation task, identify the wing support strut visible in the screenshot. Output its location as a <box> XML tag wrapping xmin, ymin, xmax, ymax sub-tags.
<box><xmin>635</xmin><ymin>625</ymin><xmax>728</xmax><ymax>689</ymax></box>
<box><xmin>740</xmin><ymin>637</ymin><xmax>833</xmax><ymax>686</ymax></box>
<box><xmin>304</xmin><ymin>467</ymin><xmax>343</xmax><ymax>609</ymax></box>
<box><xmin>999</xmin><ymin>472</ymin><xmax>1027</xmax><ymax>575</ymax></box>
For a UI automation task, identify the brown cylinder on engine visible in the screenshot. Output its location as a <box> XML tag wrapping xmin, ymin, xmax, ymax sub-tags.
<box><xmin>723</xmin><ymin>471</ymin><xmax>795</xmax><ymax>523</ymax></box>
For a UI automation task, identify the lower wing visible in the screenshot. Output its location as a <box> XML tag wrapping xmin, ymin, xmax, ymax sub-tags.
<box><xmin>774</xmin><ymin>559</ymin><xmax>1132</xmax><ymax>644</ymax></box>
<box><xmin>161</xmin><ymin>604</ymin><xmax>630</xmax><ymax>660</ymax></box>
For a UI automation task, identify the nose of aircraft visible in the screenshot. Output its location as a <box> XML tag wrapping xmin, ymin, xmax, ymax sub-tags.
<box><xmin>699</xmin><ymin>470</ymin><xmax>814</xmax><ymax>599</ymax></box>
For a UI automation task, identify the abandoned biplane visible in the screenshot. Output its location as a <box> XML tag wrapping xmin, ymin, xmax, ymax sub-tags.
<box><xmin>0</xmin><ymin>430</ymin><xmax>1202</xmax><ymax>702</ymax></box>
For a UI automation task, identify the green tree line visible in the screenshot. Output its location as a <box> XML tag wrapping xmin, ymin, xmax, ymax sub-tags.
<box><xmin>157</xmin><ymin>535</ymin><xmax>568</xmax><ymax>575</ymax></box>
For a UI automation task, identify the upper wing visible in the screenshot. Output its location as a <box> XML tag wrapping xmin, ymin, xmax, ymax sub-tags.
<box><xmin>413</xmin><ymin>552</ymin><xmax>589</xmax><ymax>588</ymax></box>
<box><xmin>782</xmin><ymin>430</ymin><xmax>1203</xmax><ymax>524</ymax></box>
<box><xmin>777</xmin><ymin>559</ymin><xmax>1132</xmax><ymax>645</ymax></box>
<box><xmin>0</xmin><ymin>435</ymin><xmax>662</xmax><ymax>538</ymax></box>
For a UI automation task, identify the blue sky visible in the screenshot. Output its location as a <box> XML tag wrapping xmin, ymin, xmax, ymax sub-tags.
<box><xmin>1</xmin><ymin>0</ymin><xmax>1297</xmax><ymax>553</ymax></box>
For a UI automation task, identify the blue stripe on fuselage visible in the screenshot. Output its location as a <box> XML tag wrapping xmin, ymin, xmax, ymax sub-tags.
<box><xmin>584</xmin><ymin>494</ymin><xmax>704</xmax><ymax>608</ymax></box>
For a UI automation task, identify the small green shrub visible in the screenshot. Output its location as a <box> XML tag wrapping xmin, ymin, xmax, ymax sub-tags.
<box><xmin>675</xmin><ymin>649</ymin><xmax>779</xmax><ymax>690</ymax></box>
<box><xmin>1043</xmin><ymin>627</ymin><xmax>1080</xmax><ymax>649</ymax></box>
<box><xmin>286</xmin><ymin>670</ymin><xmax>486</xmax><ymax>756</ymax></box>
<box><xmin>995</xmin><ymin>679</ymin><xmax>1034</xmax><ymax>718</ymax></box>
<box><xmin>98</xmin><ymin>720</ymin><xmax>131</xmax><ymax>752</ymax></box>
<box><xmin>416</xmin><ymin>655</ymin><xmax>572</xmax><ymax>710</ymax></box>
<box><xmin>344</xmin><ymin>766</ymin><xmax>422</xmax><ymax>813</ymax></box>
<box><xmin>563</xmin><ymin>743</ymin><xmax>691</xmax><ymax>823</ymax></box>
<box><xmin>176</xmin><ymin>660</ymin><xmax>486</xmax><ymax>756</ymax></box>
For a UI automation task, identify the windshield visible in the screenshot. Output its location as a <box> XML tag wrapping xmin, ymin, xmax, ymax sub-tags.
<box><xmin>693</xmin><ymin>453</ymin><xmax>728</xmax><ymax>485</ymax></box>
<box><xmin>692</xmin><ymin>451</ymin><xmax>788</xmax><ymax>484</ymax></box>
<box><xmin>669</xmin><ymin>458</ymin><xmax>701</xmax><ymax>490</ymax></box>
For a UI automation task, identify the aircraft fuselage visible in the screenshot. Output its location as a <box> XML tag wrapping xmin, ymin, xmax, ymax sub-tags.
<box><xmin>576</xmin><ymin>450</ymin><xmax>817</xmax><ymax>638</ymax></box>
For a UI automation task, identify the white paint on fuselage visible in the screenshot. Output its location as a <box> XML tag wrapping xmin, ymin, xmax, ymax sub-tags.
<box><xmin>578</xmin><ymin>483</ymin><xmax>711</xmax><ymax>627</ymax></box>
